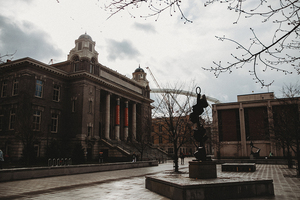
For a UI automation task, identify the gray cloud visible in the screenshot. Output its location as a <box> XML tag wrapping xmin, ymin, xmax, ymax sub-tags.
<box><xmin>0</xmin><ymin>15</ymin><xmax>63</xmax><ymax>63</ymax></box>
<box><xmin>133</xmin><ymin>22</ymin><xmax>156</xmax><ymax>33</ymax></box>
<box><xmin>106</xmin><ymin>39</ymin><xmax>140</xmax><ymax>61</ymax></box>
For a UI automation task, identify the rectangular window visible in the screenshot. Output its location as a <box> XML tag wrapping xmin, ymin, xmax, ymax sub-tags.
<box><xmin>33</xmin><ymin>111</ymin><xmax>41</xmax><ymax>131</ymax></box>
<box><xmin>218</xmin><ymin>109</ymin><xmax>240</xmax><ymax>141</ymax></box>
<box><xmin>52</xmin><ymin>84</ymin><xmax>60</xmax><ymax>102</ymax></box>
<box><xmin>89</xmin><ymin>43</ymin><xmax>92</xmax><ymax>52</ymax></box>
<box><xmin>169</xmin><ymin>135</ymin><xmax>172</xmax><ymax>143</ymax></box>
<box><xmin>35</xmin><ymin>80</ymin><xmax>43</xmax><ymax>98</ymax></box>
<box><xmin>159</xmin><ymin>124</ymin><xmax>162</xmax><ymax>132</ymax></box>
<box><xmin>168</xmin><ymin>148</ymin><xmax>174</xmax><ymax>154</ymax></box>
<box><xmin>9</xmin><ymin>109</ymin><xmax>16</xmax><ymax>130</ymax></box>
<box><xmin>34</xmin><ymin>145</ymin><xmax>39</xmax><ymax>157</ymax></box>
<box><xmin>78</xmin><ymin>42</ymin><xmax>82</xmax><ymax>50</ymax></box>
<box><xmin>273</xmin><ymin>104</ymin><xmax>299</xmax><ymax>139</ymax></box>
<box><xmin>0</xmin><ymin>110</ymin><xmax>3</xmax><ymax>131</ymax></box>
<box><xmin>88</xmin><ymin>126</ymin><xmax>92</xmax><ymax>137</ymax></box>
<box><xmin>12</xmin><ymin>79</ymin><xmax>19</xmax><ymax>96</ymax></box>
<box><xmin>74</xmin><ymin>62</ymin><xmax>79</xmax><ymax>71</ymax></box>
<box><xmin>72</xmin><ymin>100</ymin><xmax>76</xmax><ymax>112</ymax></box>
<box><xmin>1</xmin><ymin>80</ymin><xmax>7</xmax><ymax>97</ymax></box>
<box><xmin>159</xmin><ymin>136</ymin><xmax>162</xmax><ymax>144</ymax></box>
<box><xmin>245</xmin><ymin>107</ymin><xmax>269</xmax><ymax>140</ymax></box>
<box><xmin>51</xmin><ymin>114</ymin><xmax>58</xmax><ymax>133</ymax></box>
<box><xmin>89</xmin><ymin>64</ymin><xmax>93</xmax><ymax>73</ymax></box>
<box><xmin>89</xmin><ymin>100</ymin><xmax>92</xmax><ymax>113</ymax></box>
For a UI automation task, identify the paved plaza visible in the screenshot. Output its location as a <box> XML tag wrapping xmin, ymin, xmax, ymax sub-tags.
<box><xmin>0</xmin><ymin>158</ymin><xmax>299</xmax><ymax>200</ymax></box>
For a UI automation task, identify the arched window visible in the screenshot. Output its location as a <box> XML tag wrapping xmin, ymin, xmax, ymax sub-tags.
<box><xmin>73</xmin><ymin>56</ymin><xmax>80</xmax><ymax>72</ymax></box>
<box><xmin>78</xmin><ymin>42</ymin><xmax>82</xmax><ymax>50</ymax></box>
<box><xmin>90</xmin><ymin>57</ymin><xmax>96</xmax><ymax>74</ymax></box>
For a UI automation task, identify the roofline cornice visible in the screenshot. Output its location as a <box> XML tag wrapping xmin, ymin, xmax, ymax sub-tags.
<box><xmin>69</xmin><ymin>71</ymin><xmax>153</xmax><ymax>103</ymax></box>
<box><xmin>0</xmin><ymin>57</ymin><xmax>152</xmax><ymax>103</ymax></box>
<box><xmin>100</xmin><ymin>64</ymin><xmax>143</xmax><ymax>88</ymax></box>
<box><xmin>0</xmin><ymin>57</ymin><xmax>69</xmax><ymax>77</ymax></box>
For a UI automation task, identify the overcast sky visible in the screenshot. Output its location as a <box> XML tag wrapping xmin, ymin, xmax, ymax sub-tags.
<box><xmin>0</xmin><ymin>0</ymin><xmax>299</xmax><ymax>103</ymax></box>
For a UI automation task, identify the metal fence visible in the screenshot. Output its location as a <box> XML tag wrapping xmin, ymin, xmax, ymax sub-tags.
<box><xmin>48</xmin><ymin>158</ymin><xmax>72</xmax><ymax>166</ymax></box>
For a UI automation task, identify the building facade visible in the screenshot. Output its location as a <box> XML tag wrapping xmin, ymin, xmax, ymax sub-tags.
<box><xmin>151</xmin><ymin>116</ymin><xmax>197</xmax><ymax>157</ymax></box>
<box><xmin>0</xmin><ymin>34</ymin><xmax>153</xmax><ymax>161</ymax></box>
<box><xmin>212</xmin><ymin>92</ymin><xmax>300</xmax><ymax>158</ymax></box>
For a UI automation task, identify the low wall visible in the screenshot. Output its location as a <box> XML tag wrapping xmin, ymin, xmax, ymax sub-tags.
<box><xmin>214</xmin><ymin>159</ymin><xmax>288</xmax><ymax>165</ymax></box>
<box><xmin>0</xmin><ymin>160</ymin><xmax>158</xmax><ymax>182</ymax></box>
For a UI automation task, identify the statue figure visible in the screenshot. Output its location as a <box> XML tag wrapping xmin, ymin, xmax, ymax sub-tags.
<box><xmin>190</xmin><ymin>87</ymin><xmax>209</xmax><ymax>161</ymax></box>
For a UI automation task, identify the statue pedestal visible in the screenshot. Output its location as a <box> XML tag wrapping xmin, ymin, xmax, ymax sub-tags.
<box><xmin>189</xmin><ymin>161</ymin><xmax>217</xmax><ymax>179</ymax></box>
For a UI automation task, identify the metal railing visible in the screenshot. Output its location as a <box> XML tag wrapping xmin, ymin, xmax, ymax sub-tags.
<box><xmin>48</xmin><ymin>158</ymin><xmax>72</xmax><ymax>166</ymax></box>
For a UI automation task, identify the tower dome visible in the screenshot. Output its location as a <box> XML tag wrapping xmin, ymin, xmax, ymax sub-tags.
<box><xmin>78</xmin><ymin>33</ymin><xmax>92</xmax><ymax>41</ymax></box>
<box><xmin>134</xmin><ymin>66</ymin><xmax>145</xmax><ymax>73</ymax></box>
<box><xmin>132</xmin><ymin>65</ymin><xmax>149</xmax><ymax>87</ymax></box>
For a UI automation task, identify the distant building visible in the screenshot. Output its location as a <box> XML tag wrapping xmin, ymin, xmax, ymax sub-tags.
<box><xmin>0</xmin><ymin>33</ymin><xmax>153</xmax><ymax>161</ymax></box>
<box><xmin>151</xmin><ymin>116</ymin><xmax>198</xmax><ymax>157</ymax></box>
<box><xmin>212</xmin><ymin>92</ymin><xmax>300</xmax><ymax>158</ymax></box>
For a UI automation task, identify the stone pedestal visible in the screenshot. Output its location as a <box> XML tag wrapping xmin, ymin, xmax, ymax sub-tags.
<box><xmin>222</xmin><ymin>163</ymin><xmax>256</xmax><ymax>172</ymax></box>
<box><xmin>189</xmin><ymin>161</ymin><xmax>217</xmax><ymax>179</ymax></box>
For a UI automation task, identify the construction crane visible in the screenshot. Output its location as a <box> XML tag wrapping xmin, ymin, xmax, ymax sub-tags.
<box><xmin>146</xmin><ymin>67</ymin><xmax>160</xmax><ymax>89</ymax></box>
<box><xmin>146</xmin><ymin>67</ymin><xmax>171</xmax><ymax>115</ymax></box>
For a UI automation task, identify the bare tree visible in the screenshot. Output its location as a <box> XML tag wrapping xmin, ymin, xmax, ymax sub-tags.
<box><xmin>152</xmin><ymin>83</ymin><xmax>195</xmax><ymax>172</ymax></box>
<box><xmin>131</xmin><ymin>109</ymin><xmax>152</xmax><ymax>161</ymax></box>
<box><xmin>272</xmin><ymin>83</ymin><xmax>300</xmax><ymax>176</ymax></box>
<box><xmin>104</xmin><ymin>0</ymin><xmax>192</xmax><ymax>23</ymax></box>
<box><xmin>203</xmin><ymin>0</ymin><xmax>300</xmax><ymax>87</ymax></box>
<box><xmin>104</xmin><ymin>1</ymin><xmax>299</xmax><ymax>86</ymax></box>
<box><xmin>15</xmin><ymin>91</ymin><xmax>39</xmax><ymax>165</ymax></box>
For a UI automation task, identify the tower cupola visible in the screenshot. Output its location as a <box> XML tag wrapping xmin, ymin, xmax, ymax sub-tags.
<box><xmin>68</xmin><ymin>33</ymin><xmax>99</xmax><ymax>62</ymax></box>
<box><xmin>132</xmin><ymin>65</ymin><xmax>149</xmax><ymax>87</ymax></box>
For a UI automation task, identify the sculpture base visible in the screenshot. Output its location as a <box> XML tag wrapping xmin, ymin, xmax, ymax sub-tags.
<box><xmin>145</xmin><ymin>174</ymin><xmax>274</xmax><ymax>200</ymax></box>
<box><xmin>189</xmin><ymin>161</ymin><xmax>217</xmax><ymax>179</ymax></box>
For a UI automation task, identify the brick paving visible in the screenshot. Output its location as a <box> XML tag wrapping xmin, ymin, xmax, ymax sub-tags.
<box><xmin>0</xmin><ymin>158</ymin><xmax>299</xmax><ymax>200</ymax></box>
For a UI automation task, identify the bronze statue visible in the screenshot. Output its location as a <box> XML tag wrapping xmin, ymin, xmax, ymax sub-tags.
<box><xmin>190</xmin><ymin>87</ymin><xmax>209</xmax><ymax>161</ymax></box>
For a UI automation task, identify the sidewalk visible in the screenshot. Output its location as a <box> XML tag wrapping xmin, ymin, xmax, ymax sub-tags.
<box><xmin>0</xmin><ymin>158</ymin><xmax>299</xmax><ymax>200</ymax></box>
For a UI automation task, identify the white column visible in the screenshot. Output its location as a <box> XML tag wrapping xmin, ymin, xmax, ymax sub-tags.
<box><xmin>105</xmin><ymin>93</ymin><xmax>110</xmax><ymax>140</ymax></box>
<box><xmin>124</xmin><ymin>101</ymin><xmax>129</xmax><ymax>141</ymax></box>
<box><xmin>132</xmin><ymin>103</ymin><xmax>136</xmax><ymax>140</ymax></box>
<box><xmin>115</xmin><ymin>97</ymin><xmax>120</xmax><ymax>140</ymax></box>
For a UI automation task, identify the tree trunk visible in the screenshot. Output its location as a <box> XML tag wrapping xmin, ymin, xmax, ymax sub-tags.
<box><xmin>297</xmin><ymin>153</ymin><xmax>300</xmax><ymax>177</ymax></box>
<box><xmin>174</xmin><ymin>141</ymin><xmax>179</xmax><ymax>172</ymax></box>
<box><xmin>174</xmin><ymin>155</ymin><xmax>179</xmax><ymax>172</ymax></box>
<box><xmin>297</xmin><ymin>136</ymin><xmax>300</xmax><ymax>177</ymax></box>
<box><xmin>140</xmin><ymin>151</ymin><xmax>143</xmax><ymax>161</ymax></box>
<box><xmin>287</xmin><ymin>146</ymin><xmax>293</xmax><ymax>169</ymax></box>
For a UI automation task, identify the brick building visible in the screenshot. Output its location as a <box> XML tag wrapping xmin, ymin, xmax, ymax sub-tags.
<box><xmin>0</xmin><ymin>33</ymin><xmax>153</xmax><ymax>161</ymax></box>
<box><xmin>151</xmin><ymin>116</ymin><xmax>197</xmax><ymax>157</ymax></box>
<box><xmin>212</xmin><ymin>92</ymin><xmax>300</xmax><ymax>158</ymax></box>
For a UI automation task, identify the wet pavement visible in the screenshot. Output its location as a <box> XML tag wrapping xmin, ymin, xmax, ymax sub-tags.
<box><xmin>0</xmin><ymin>158</ymin><xmax>299</xmax><ymax>200</ymax></box>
